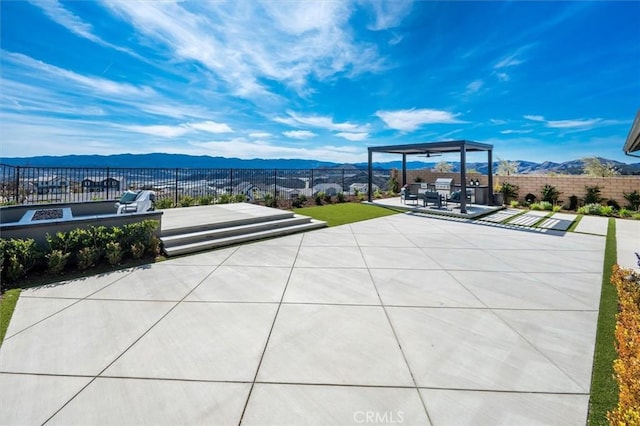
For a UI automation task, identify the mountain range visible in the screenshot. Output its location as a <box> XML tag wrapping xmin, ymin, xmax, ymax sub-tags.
<box><xmin>2</xmin><ymin>153</ymin><xmax>639</xmax><ymax>175</ymax></box>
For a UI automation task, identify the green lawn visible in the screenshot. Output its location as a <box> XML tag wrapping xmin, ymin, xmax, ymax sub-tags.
<box><xmin>0</xmin><ymin>288</ymin><xmax>21</xmax><ymax>345</ymax></box>
<box><xmin>293</xmin><ymin>202</ymin><xmax>401</xmax><ymax>227</ymax></box>
<box><xmin>588</xmin><ymin>218</ymin><xmax>618</xmax><ymax>425</ymax></box>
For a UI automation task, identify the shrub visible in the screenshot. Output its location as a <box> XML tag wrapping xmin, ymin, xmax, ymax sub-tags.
<box><xmin>217</xmin><ymin>193</ymin><xmax>232</xmax><ymax>204</ymax></box>
<box><xmin>130</xmin><ymin>241</ymin><xmax>145</xmax><ymax>259</ymax></box>
<box><xmin>584</xmin><ymin>186</ymin><xmax>604</xmax><ymax>205</ymax></box>
<box><xmin>607</xmin><ymin>266</ymin><xmax>640</xmax><ymax>425</ymax></box>
<box><xmin>568</xmin><ymin>195</ymin><xmax>579</xmax><ymax>211</ymax></box>
<box><xmin>373</xmin><ymin>189</ymin><xmax>383</xmax><ymax>199</ymax></box>
<box><xmin>509</xmin><ymin>200</ymin><xmax>520</xmax><ymax>208</ymax></box>
<box><xmin>315</xmin><ymin>192</ymin><xmax>324</xmax><ymax>206</ymax></box>
<box><xmin>541</xmin><ymin>184</ymin><xmax>561</xmax><ymax>204</ymax></box>
<box><xmin>336</xmin><ymin>192</ymin><xmax>345</xmax><ymax>203</ymax></box>
<box><xmin>263</xmin><ymin>193</ymin><xmax>278</xmax><ymax>208</ymax></box>
<box><xmin>530</xmin><ymin>202</ymin><xmax>543</xmax><ymax>211</ymax></box>
<box><xmin>600</xmin><ymin>205</ymin><xmax>615</xmax><ymax>217</ymax></box>
<box><xmin>323</xmin><ymin>193</ymin><xmax>332</xmax><ymax>204</ymax></box>
<box><xmin>388</xmin><ymin>177</ymin><xmax>400</xmax><ymax>194</ymax></box>
<box><xmin>234</xmin><ymin>194</ymin><xmax>247</xmax><ymax>203</ymax></box>
<box><xmin>0</xmin><ymin>239</ymin><xmax>40</xmax><ymax>285</ymax></box>
<box><xmin>578</xmin><ymin>203</ymin><xmax>604</xmax><ymax>215</ymax></box>
<box><xmin>178</xmin><ymin>195</ymin><xmax>195</xmax><ymax>207</ymax></box>
<box><xmin>619</xmin><ymin>208</ymin><xmax>633</xmax><ymax>218</ymax></box>
<box><xmin>105</xmin><ymin>241</ymin><xmax>123</xmax><ymax>266</ymax></box>
<box><xmin>77</xmin><ymin>247</ymin><xmax>99</xmax><ymax>270</ymax></box>
<box><xmin>292</xmin><ymin>195</ymin><xmax>307</xmax><ymax>208</ymax></box>
<box><xmin>633</xmin><ymin>213</ymin><xmax>640</xmax><ymax>220</ymax></box>
<box><xmin>623</xmin><ymin>190</ymin><xmax>640</xmax><ymax>211</ymax></box>
<box><xmin>552</xmin><ymin>205</ymin><xmax>562</xmax><ymax>212</ymax></box>
<box><xmin>498</xmin><ymin>182</ymin><xmax>519</xmax><ymax>204</ymax></box>
<box><xmin>147</xmin><ymin>236</ymin><xmax>161</xmax><ymax>256</ymax></box>
<box><xmin>607</xmin><ymin>199</ymin><xmax>621</xmax><ymax>211</ymax></box>
<box><xmin>47</xmin><ymin>249</ymin><xmax>70</xmax><ymax>275</ymax></box>
<box><xmin>197</xmin><ymin>195</ymin><xmax>213</xmax><ymax>205</ymax></box>
<box><xmin>539</xmin><ymin>201</ymin><xmax>553</xmax><ymax>211</ymax></box>
<box><xmin>155</xmin><ymin>197</ymin><xmax>174</xmax><ymax>209</ymax></box>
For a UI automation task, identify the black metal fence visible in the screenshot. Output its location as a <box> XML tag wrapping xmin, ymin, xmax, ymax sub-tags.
<box><xmin>0</xmin><ymin>164</ymin><xmax>392</xmax><ymax>206</ymax></box>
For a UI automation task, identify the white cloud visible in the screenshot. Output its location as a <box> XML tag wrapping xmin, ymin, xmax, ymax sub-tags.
<box><xmin>500</xmin><ymin>129</ymin><xmax>533</xmax><ymax>134</ymax></box>
<box><xmin>249</xmin><ymin>132</ymin><xmax>272</xmax><ymax>139</ymax></box>
<box><xmin>363</xmin><ymin>0</ymin><xmax>414</xmax><ymax>31</ymax></box>
<box><xmin>283</xmin><ymin>130</ymin><xmax>317</xmax><ymax>139</ymax></box>
<box><xmin>465</xmin><ymin>79</ymin><xmax>484</xmax><ymax>95</ymax></box>
<box><xmin>490</xmin><ymin>119</ymin><xmax>507</xmax><ymax>125</ymax></box>
<box><xmin>187</xmin><ymin>121</ymin><xmax>233</xmax><ymax>133</ymax></box>
<box><xmin>496</xmin><ymin>72</ymin><xmax>510</xmax><ymax>82</ymax></box>
<box><xmin>273</xmin><ymin>111</ymin><xmax>369</xmax><ymax>132</ymax></box>
<box><xmin>376</xmin><ymin>108</ymin><xmax>464</xmax><ymax>131</ymax></box>
<box><xmin>524</xmin><ymin>114</ymin><xmax>603</xmax><ymax>129</ymax></box>
<box><xmin>103</xmin><ymin>1</ymin><xmax>391</xmax><ymax>99</ymax></box>
<box><xmin>335</xmin><ymin>132</ymin><xmax>369</xmax><ymax>141</ymax></box>
<box><xmin>123</xmin><ymin>124</ymin><xmax>191</xmax><ymax>138</ymax></box>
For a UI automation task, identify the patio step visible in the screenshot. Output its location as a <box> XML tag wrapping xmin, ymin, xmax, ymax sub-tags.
<box><xmin>161</xmin><ymin>215</ymin><xmax>326</xmax><ymax>257</ymax></box>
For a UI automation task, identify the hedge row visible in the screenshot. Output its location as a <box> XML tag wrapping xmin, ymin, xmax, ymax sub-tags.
<box><xmin>0</xmin><ymin>219</ymin><xmax>160</xmax><ymax>291</ymax></box>
<box><xmin>608</xmin><ymin>265</ymin><xmax>640</xmax><ymax>425</ymax></box>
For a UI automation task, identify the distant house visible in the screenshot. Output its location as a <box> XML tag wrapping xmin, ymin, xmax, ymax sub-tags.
<box><xmin>313</xmin><ymin>183</ymin><xmax>343</xmax><ymax>196</ymax></box>
<box><xmin>233</xmin><ymin>182</ymin><xmax>261</xmax><ymax>201</ymax></box>
<box><xmin>349</xmin><ymin>182</ymin><xmax>378</xmax><ymax>195</ymax></box>
<box><xmin>81</xmin><ymin>176</ymin><xmax>125</xmax><ymax>192</ymax></box>
<box><xmin>28</xmin><ymin>176</ymin><xmax>69</xmax><ymax>195</ymax></box>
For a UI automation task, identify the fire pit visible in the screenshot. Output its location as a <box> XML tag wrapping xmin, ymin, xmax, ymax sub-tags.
<box><xmin>18</xmin><ymin>207</ymin><xmax>73</xmax><ymax>224</ymax></box>
<box><xmin>31</xmin><ymin>208</ymin><xmax>64</xmax><ymax>221</ymax></box>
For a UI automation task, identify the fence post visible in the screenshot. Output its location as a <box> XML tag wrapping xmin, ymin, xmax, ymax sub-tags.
<box><xmin>311</xmin><ymin>169</ymin><xmax>314</xmax><ymax>193</ymax></box>
<box><xmin>342</xmin><ymin>169</ymin><xmax>345</xmax><ymax>193</ymax></box>
<box><xmin>174</xmin><ymin>168</ymin><xmax>179</xmax><ymax>206</ymax></box>
<box><xmin>106</xmin><ymin>167</ymin><xmax>110</xmax><ymax>200</ymax></box>
<box><xmin>14</xmin><ymin>166</ymin><xmax>20</xmax><ymax>204</ymax></box>
<box><xmin>273</xmin><ymin>169</ymin><xmax>277</xmax><ymax>201</ymax></box>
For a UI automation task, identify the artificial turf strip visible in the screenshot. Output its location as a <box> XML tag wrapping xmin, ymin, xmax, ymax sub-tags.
<box><xmin>0</xmin><ymin>288</ymin><xmax>21</xmax><ymax>346</ymax></box>
<box><xmin>293</xmin><ymin>203</ymin><xmax>400</xmax><ymax>227</ymax></box>
<box><xmin>587</xmin><ymin>218</ymin><xmax>618</xmax><ymax>426</ymax></box>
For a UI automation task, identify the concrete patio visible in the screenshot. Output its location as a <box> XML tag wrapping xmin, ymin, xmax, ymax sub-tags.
<box><xmin>1</xmin><ymin>212</ymin><xmax>608</xmax><ymax>425</ymax></box>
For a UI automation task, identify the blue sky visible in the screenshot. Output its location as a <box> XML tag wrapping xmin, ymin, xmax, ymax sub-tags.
<box><xmin>1</xmin><ymin>1</ymin><xmax>639</xmax><ymax>164</ymax></box>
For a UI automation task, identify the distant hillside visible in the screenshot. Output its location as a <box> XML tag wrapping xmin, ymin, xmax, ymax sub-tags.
<box><xmin>1</xmin><ymin>153</ymin><xmax>639</xmax><ymax>175</ymax></box>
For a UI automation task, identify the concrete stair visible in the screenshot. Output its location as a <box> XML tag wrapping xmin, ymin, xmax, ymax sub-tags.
<box><xmin>161</xmin><ymin>212</ymin><xmax>326</xmax><ymax>257</ymax></box>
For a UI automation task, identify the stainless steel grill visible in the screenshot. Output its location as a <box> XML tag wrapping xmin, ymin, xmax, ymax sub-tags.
<box><xmin>434</xmin><ymin>178</ymin><xmax>453</xmax><ymax>197</ymax></box>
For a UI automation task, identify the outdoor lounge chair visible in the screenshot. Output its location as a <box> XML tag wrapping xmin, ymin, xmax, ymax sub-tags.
<box><xmin>422</xmin><ymin>191</ymin><xmax>442</xmax><ymax>208</ymax></box>
<box><xmin>401</xmin><ymin>183</ymin><xmax>421</xmax><ymax>205</ymax></box>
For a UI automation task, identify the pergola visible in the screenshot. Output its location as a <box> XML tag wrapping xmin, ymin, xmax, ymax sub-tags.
<box><xmin>367</xmin><ymin>140</ymin><xmax>494</xmax><ymax>214</ymax></box>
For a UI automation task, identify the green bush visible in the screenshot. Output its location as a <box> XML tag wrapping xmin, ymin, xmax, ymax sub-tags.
<box><xmin>601</xmin><ymin>205</ymin><xmax>615</xmax><ymax>217</ymax></box>
<box><xmin>47</xmin><ymin>250</ymin><xmax>70</xmax><ymax>275</ymax></box>
<box><xmin>623</xmin><ymin>190</ymin><xmax>640</xmax><ymax>211</ymax></box>
<box><xmin>388</xmin><ymin>177</ymin><xmax>400</xmax><ymax>194</ymax></box>
<box><xmin>155</xmin><ymin>197</ymin><xmax>174</xmax><ymax>209</ymax></box>
<box><xmin>234</xmin><ymin>194</ymin><xmax>247</xmax><ymax>203</ymax></box>
<box><xmin>323</xmin><ymin>193</ymin><xmax>332</xmax><ymax>204</ymax></box>
<box><xmin>541</xmin><ymin>184</ymin><xmax>561</xmax><ymax>204</ymax></box>
<box><xmin>130</xmin><ymin>241</ymin><xmax>145</xmax><ymax>259</ymax></box>
<box><xmin>105</xmin><ymin>241</ymin><xmax>123</xmax><ymax>265</ymax></box>
<box><xmin>217</xmin><ymin>193</ymin><xmax>232</xmax><ymax>204</ymax></box>
<box><xmin>373</xmin><ymin>189</ymin><xmax>383</xmax><ymax>199</ymax></box>
<box><xmin>578</xmin><ymin>203</ymin><xmax>605</xmax><ymax>215</ymax></box>
<box><xmin>539</xmin><ymin>201</ymin><xmax>553</xmax><ymax>211</ymax></box>
<box><xmin>510</xmin><ymin>200</ymin><xmax>520</xmax><ymax>208</ymax></box>
<box><xmin>584</xmin><ymin>186</ymin><xmax>604</xmax><ymax>205</ymax></box>
<box><xmin>530</xmin><ymin>202</ymin><xmax>543</xmax><ymax>211</ymax></box>
<box><xmin>315</xmin><ymin>192</ymin><xmax>324</xmax><ymax>206</ymax></box>
<box><xmin>178</xmin><ymin>195</ymin><xmax>195</xmax><ymax>207</ymax></box>
<box><xmin>336</xmin><ymin>192</ymin><xmax>345</xmax><ymax>203</ymax></box>
<box><xmin>0</xmin><ymin>239</ymin><xmax>40</xmax><ymax>286</ymax></box>
<box><xmin>498</xmin><ymin>182</ymin><xmax>519</xmax><ymax>204</ymax></box>
<box><xmin>197</xmin><ymin>195</ymin><xmax>214</xmax><ymax>205</ymax></box>
<box><xmin>619</xmin><ymin>208</ymin><xmax>633</xmax><ymax>218</ymax></box>
<box><xmin>552</xmin><ymin>205</ymin><xmax>562</xmax><ymax>212</ymax></box>
<box><xmin>77</xmin><ymin>247</ymin><xmax>99</xmax><ymax>270</ymax></box>
<box><xmin>263</xmin><ymin>193</ymin><xmax>278</xmax><ymax>208</ymax></box>
<box><xmin>292</xmin><ymin>194</ymin><xmax>307</xmax><ymax>208</ymax></box>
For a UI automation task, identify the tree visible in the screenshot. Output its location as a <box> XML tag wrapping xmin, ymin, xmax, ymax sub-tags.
<box><xmin>582</xmin><ymin>157</ymin><xmax>620</xmax><ymax>177</ymax></box>
<box><xmin>433</xmin><ymin>161</ymin><xmax>453</xmax><ymax>173</ymax></box>
<box><xmin>496</xmin><ymin>157</ymin><xmax>520</xmax><ymax>176</ymax></box>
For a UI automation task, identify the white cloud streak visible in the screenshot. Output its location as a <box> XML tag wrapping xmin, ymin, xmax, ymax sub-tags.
<box><xmin>273</xmin><ymin>111</ymin><xmax>369</xmax><ymax>132</ymax></box>
<box><xmin>335</xmin><ymin>132</ymin><xmax>369</xmax><ymax>141</ymax></box>
<box><xmin>283</xmin><ymin>130</ymin><xmax>317</xmax><ymax>139</ymax></box>
<box><xmin>376</xmin><ymin>108</ymin><xmax>464</xmax><ymax>131</ymax></box>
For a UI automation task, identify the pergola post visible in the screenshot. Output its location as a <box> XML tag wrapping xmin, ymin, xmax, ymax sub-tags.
<box><xmin>460</xmin><ymin>143</ymin><xmax>467</xmax><ymax>214</ymax></box>
<box><xmin>367</xmin><ymin>149</ymin><xmax>373</xmax><ymax>202</ymax></box>
<box><xmin>401</xmin><ymin>154</ymin><xmax>407</xmax><ymax>187</ymax></box>
<box><xmin>487</xmin><ymin>148</ymin><xmax>494</xmax><ymax>205</ymax></box>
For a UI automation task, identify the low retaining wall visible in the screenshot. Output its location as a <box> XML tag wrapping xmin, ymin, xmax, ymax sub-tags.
<box><xmin>0</xmin><ymin>201</ymin><xmax>162</xmax><ymax>248</ymax></box>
